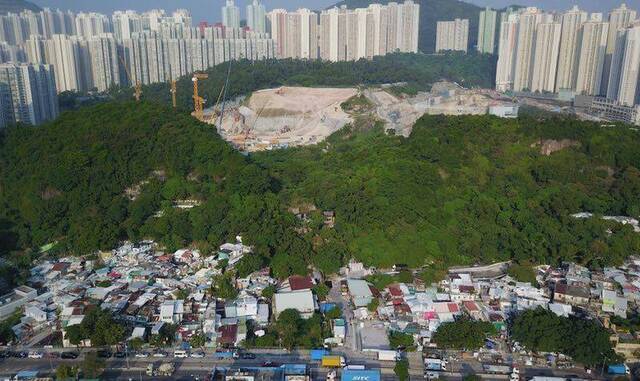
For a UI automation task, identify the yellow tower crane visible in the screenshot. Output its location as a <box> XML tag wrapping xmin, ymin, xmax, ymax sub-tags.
<box><xmin>170</xmin><ymin>80</ymin><xmax>177</xmax><ymax>109</ymax></box>
<box><xmin>192</xmin><ymin>73</ymin><xmax>208</xmax><ymax>121</ymax></box>
<box><xmin>118</xmin><ymin>55</ymin><xmax>141</xmax><ymax>102</ymax></box>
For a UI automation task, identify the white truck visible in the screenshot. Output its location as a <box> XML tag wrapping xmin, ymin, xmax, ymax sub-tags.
<box><xmin>424</xmin><ymin>358</ymin><xmax>447</xmax><ymax>371</ymax></box>
<box><xmin>378</xmin><ymin>350</ymin><xmax>399</xmax><ymax>361</ymax></box>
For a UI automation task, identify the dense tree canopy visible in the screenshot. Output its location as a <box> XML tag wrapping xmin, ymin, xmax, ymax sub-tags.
<box><xmin>432</xmin><ymin>316</ymin><xmax>496</xmax><ymax>350</ymax></box>
<box><xmin>510</xmin><ymin>308</ymin><xmax>619</xmax><ymax>366</ymax></box>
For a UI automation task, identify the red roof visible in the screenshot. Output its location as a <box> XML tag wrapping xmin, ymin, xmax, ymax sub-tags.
<box><xmin>218</xmin><ymin>325</ymin><xmax>238</xmax><ymax>344</ymax></box>
<box><xmin>388</xmin><ymin>285</ymin><xmax>403</xmax><ymax>297</ymax></box>
<box><xmin>463</xmin><ymin>301</ymin><xmax>479</xmax><ymax>311</ymax></box>
<box><xmin>459</xmin><ymin>285</ymin><xmax>475</xmax><ymax>293</ymax></box>
<box><xmin>52</xmin><ymin>263</ymin><xmax>68</xmax><ymax>272</ymax></box>
<box><xmin>288</xmin><ymin>275</ymin><xmax>314</xmax><ymax>291</ymax></box>
<box><xmin>447</xmin><ymin>303</ymin><xmax>459</xmax><ymax>313</ymax></box>
<box><xmin>394</xmin><ymin>304</ymin><xmax>412</xmax><ymax>314</ymax></box>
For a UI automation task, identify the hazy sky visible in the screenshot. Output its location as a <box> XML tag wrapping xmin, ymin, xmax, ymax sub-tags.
<box><xmin>32</xmin><ymin>0</ymin><xmax>640</xmax><ymax>22</ymax></box>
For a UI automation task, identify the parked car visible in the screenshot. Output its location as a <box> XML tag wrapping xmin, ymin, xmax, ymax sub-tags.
<box><xmin>190</xmin><ymin>351</ymin><xmax>205</xmax><ymax>358</ymax></box>
<box><xmin>135</xmin><ymin>352</ymin><xmax>150</xmax><ymax>358</ymax></box>
<box><xmin>61</xmin><ymin>352</ymin><xmax>79</xmax><ymax>359</ymax></box>
<box><xmin>262</xmin><ymin>361</ymin><xmax>279</xmax><ymax>367</ymax></box>
<box><xmin>97</xmin><ymin>350</ymin><xmax>112</xmax><ymax>358</ymax></box>
<box><xmin>16</xmin><ymin>351</ymin><xmax>28</xmax><ymax>358</ymax></box>
<box><xmin>152</xmin><ymin>351</ymin><xmax>167</xmax><ymax>358</ymax></box>
<box><xmin>28</xmin><ymin>351</ymin><xmax>43</xmax><ymax>359</ymax></box>
<box><xmin>114</xmin><ymin>352</ymin><xmax>127</xmax><ymax>358</ymax></box>
<box><xmin>240</xmin><ymin>352</ymin><xmax>256</xmax><ymax>360</ymax></box>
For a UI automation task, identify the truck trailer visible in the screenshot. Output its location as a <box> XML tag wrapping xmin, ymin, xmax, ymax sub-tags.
<box><xmin>321</xmin><ymin>355</ymin><xmax>346</xmax><ymax>368</ymax></box>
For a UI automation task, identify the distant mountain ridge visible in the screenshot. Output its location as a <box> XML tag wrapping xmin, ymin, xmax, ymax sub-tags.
<box><xmin>0</xmin><ymin>0</ymin><xmax>41</xmax><ymax>14</ymax></box>
<box><xmin>330</xmin><ymin>0</ymin><xmax>484</xmax><ymax>53</ymax></box>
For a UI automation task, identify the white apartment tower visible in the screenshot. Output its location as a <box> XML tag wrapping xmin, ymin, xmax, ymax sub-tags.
<box><xmin>436</xmin><ymin>19</ymin><xmax>469</xmax><ymax>53</ymax></box>
<box><xmin>513</xmin><ymin>8</ymin><xmax>551</xmax><ymax>92</ymax></box>
<box><xmin>222</xmin><ymin>0</ymin><xmax>241</xmax><ymax>30</ymax></box>
<box><xmin>556</xmin><ymin>6</ymin><xmax>588</xmax><ymax>92</ymax></box>
<box><xmin>478</xmin><ymin>7</ymin><xmax>498</xmax><ymax>54</ymax></box>
<box><xmin>0</xmin><ymin>63</ymin><xmax>58</xmax><ymax>127</ymax></box>
<box><xmin>575</xmin><ymin>16</ymin><xmax>609</xmax><ymax>96</ymax></box>
<box><xmin>247</xmin><ymin>0</ymin><xmax>266</xmax><ymax>34</ymax></box>
<box><xmin>495</xmin><ymin>13</ymin><xmax>519</xmax><ymax>91</ymax></box>
<box><xmin>617</xmin><ymin>25</ymin><xmax>640</xmax><ymax>106</ymax></box>
<box><xmin>530</xmin><ymin>22</ymin><xmax>561</xmax><ymax>93</ymax></box>
<box><xmin>602</xmin><ymin>4</ymin><xmax>636</xmax><ymax>93</ymax></box>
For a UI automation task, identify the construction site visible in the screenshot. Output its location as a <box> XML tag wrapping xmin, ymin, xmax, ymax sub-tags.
<box><xmin>174</xmin><ymin>72</ymin><xmax>519</xmax><ymax>152</ymax></box>
<box><xmin>209</xmin><ymin>86</ymin><xmax>358</xmax><ymax>151</ymax></box>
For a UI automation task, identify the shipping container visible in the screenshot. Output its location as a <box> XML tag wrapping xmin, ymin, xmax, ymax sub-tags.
<box><xmin>482</xmin><ymin>364</ymin><xmax>511</xmax><ymax>374</ymax></box>
<box><xmin>608</xmin><ymin>364</ymin><xmax>630</xmax><ymax>375</ymax></box>
<box><xmin>341</xmin><ymin>369</ymin><xmax>381</xmax><ymax>381</ymax></box>
<box><xmin>311</xmin><ymin>349</ymin><xmax>329</xmax><ymax>361</ymax></box>
<box><xmin>378</xmin><ymin>350</ymin><xmax>398</xmax><ymax>361</ymax></box>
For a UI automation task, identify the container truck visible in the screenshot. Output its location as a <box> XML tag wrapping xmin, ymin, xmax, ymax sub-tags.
<box><xmin>378</xmin><ymin>350</ymin><xmax>398</xmax><ymax>361</ymax></box>
<box><xmin>321</xmin><ymin>355</ymin><xmax>346</xmax><ymax>368</ymax></box>
<box><xmin>608</xmin><ymin>364</ymin><xmax>630</xmax><ymax>375</ymax></box>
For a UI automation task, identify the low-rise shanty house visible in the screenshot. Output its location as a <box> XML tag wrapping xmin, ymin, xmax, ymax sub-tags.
<box><xmin>553</xmin><ymin>283</ymin><xmax>590</xmax><ymax>306</ymax></box>
<box><xmin>273</xmin><ymin>290</ymin><xmax>317</xmax><ymax>319</ymax></box>
<box><xmin>323</xmin><ymin>211</ymin><xmax>336</xmax><ymax>228</ymax></box>
<box><xmin>173</xmin><ymin>249</ymin><xmax>201</xmax><ymax>265</ymax></box>
<box><xmin>462</xmin><ymin>301</ymin><xmax>483</xmax><ymax>320</ymax></box>
<box><xmin>159</xmin><ymin>299</ymin><xmax>184</xmax><ymax>324</ymax></box>
<box><xmin>347</xmin><ymin>279</ymin><xmax>374</xmax><ymax>308</ymax></box>
<box><xmin>602</xmin><ymin>289</ymin><xmax>628</xmax><ymax>318</ymax></box>
<box><xmin>218</xmin><ymin>324</ymin><xmax>238</xmax><ymax>348</ymax></box>
<box><xmin>279</xmin><ymin>275</ymin><xmax>315</xmax><ymax>293</ymax></box>
<box><xmin>218</xmin><ymin>237</ymin><xmax>253</xmax><ymax>267</ymax></box>
<box><xmin>548</xmin><ymin>302</ymin><xmax>572</xmax><ymax>317</ymax></box>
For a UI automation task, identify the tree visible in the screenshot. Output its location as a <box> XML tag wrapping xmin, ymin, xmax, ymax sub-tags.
<box><xmin>508</xmin><ymin>262</ymin><xmax>537</xmax><ymax>285</ymax></box>
<box><xmin>463</xmin><ymin>375</ymin><xmax>482</xmax><ymax>381</ymax></box>
<box><xmin>56</xmin><ymin>364</ymin><xmax>77</xmax><ymax>380</ymax></box>
<box><xmin>150</xmin><ymin>324</ymin><xmax>177</xmax><ymax>348</ymax></box>
<box><xmin>394</xmin><ymin>359</ymin><xmax>410</xmax><ymax>381</ymax></box>
<box><xmin>325</xmin><ymin>306</ymin><xmax>343</xmax><ymax>320</ymax></box>
<box><xmin>211</xmin><ymin>274</ymin><xmax>238</xmax><ymax>300</ymax></box>
<box><xmin>389</xmin><ymin>331</ymin><xmax>414</xmax><ymax>349</ymax></box>
<box><xmin>81</xmin><ymin>351</ymin><xmax>105</xmax><ymax>379</ymax></box>
<box><xmin>367</xmin><ymin>298</ymin><xmax>380</xmax><ymax>312</ymax></box>
<box><xmin>175</xmin><ymin>288</ymin><xmax>189</xmax><ymax>300</ymax></box>
<box><xmin>189</xmin><ymin>332</ymin><xmax>206</xmax><ymax>349</ymax></box>
<box><xmin>128</xmin><ymin>337</ymin><xmax>144</xmax><ymax>351</ymax></box>
<box><xmin>313</xmin><ymin>284</ymin><xmax>330</xmax><ymax>301</ymax></box>
<box><xmin>261</xmin><ymin>285</ymin><xmax>276</xmax><ymax>300</ymax></box>
<box><xmin>65</xmin><ymin>324</ymin><xmax>84</xmax><ymax>347</ymax></box>
<box><xmin>433</xmin><ymin>316</ymin><xmax>496</xmax><ymax>350</ymax></box>
<box><xmin>275</xmin><ymin>309</ymin><xmax>303</xmax><ymax>350</ymax></box>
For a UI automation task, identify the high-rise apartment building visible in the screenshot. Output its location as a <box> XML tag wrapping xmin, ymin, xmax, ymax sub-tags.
<box><xmin>617</xmin><ymin>25</ymin><xmax>640</xmax><ymax>106</ymax></box>
<box><xmin>575</xmin><ymin>17</ymin><xmax>609</xmax><ymax>96</ymax></box>
<box><xmin>222</xmin><ymin>0</ymin><xmax>241</xmax><ymax>30</ymax></box>
<box><xmin>247</xmin><ymin>0</ymin><xmax>266</xmax><ymax>34</ymax></box>
<box><xmin>513</xmin><ymin>8</ymin><xmax>551</xmax><ymax>92</ymax></box>
<box><xmin>0</xmin><ymin>63</ymin><xmax>58</xmax><ymax>127</ymax></box>
<box><xmin>530</xmin><ymin>22</ymin><xmax>561</xmax><ymax>93</ymax></box>
<box><xmin>556</xmin><ymin>6</ymin><xmax>588</xmax><ymax>92</ymax></box>
<box><xmin>495</xmin><ymin>13</ymin><xmax>519</xmax><ymax>92</ymax></box>
<box><xmin>602</xmin><ymin>4</ymin><xmax>636</xmax><ymax>94</ymax></box>
<box><xmin>477</xmin><ymin>7</ymin><xmax>497</xmax><ymax>54</ymax></box>
<box><xmin>435</xmin><ymin>19</ymin><xmax>469</xmax><ymax>53</ymax></box>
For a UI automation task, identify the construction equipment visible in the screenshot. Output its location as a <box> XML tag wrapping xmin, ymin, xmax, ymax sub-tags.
<box><xmin>170</xmin><ymin>80</ymin><xmax>177</xmax><ymax>109</ymax></box>
<box><xmin>118</xmin><ymin>55</ymin><xmax>141</xmax><ymax>101</ymax></box>
<box><xmin>192</xmin><ymin>73</ymin><xmax>208</xmax><ymax>121</ymax></box>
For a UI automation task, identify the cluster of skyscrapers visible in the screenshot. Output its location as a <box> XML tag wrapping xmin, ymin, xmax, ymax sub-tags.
<box><xmin>223</xmin><ymin>0</ymin><xmax>420</xmax><ymax>61</ymax></box>
<box><xmin>436</xmin><ymin>18</ymin><xmax>470</xmax><ymax>53</ymax></box>
<box><xmin>492</xmin><ymin>4</ymin><xmax>640</xmax><ymax>108</ymax></box>
<box><xmin>0</xmin><ymin>1</ymin><xmax>420</xmax><ymax>127</ymax></box>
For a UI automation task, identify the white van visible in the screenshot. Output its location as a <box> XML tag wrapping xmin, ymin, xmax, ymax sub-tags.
<box><xmin>173</xmin><ymin>349</ymin><xmax>188</xmax><ymax>358</ymax></box>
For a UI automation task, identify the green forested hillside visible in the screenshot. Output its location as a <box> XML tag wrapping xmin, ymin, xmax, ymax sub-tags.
<box><xmin>330</xmin><ymin>0</ymin><xmax>483</xmax><ymax>53</ymax></box>
<box><xmin>254</xmin><ymin>115</ymin><xmax>640</xmax><ymax>270</ymax></box>
<box><xmin>117</xmin><ymin>54</ymin><xmax>496</xmax><ymax>111</ymax></box>
<box><xmin>2</xmin><ymin>100</ymin><xmax>639</xmax><ymax>283</ymax></box>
